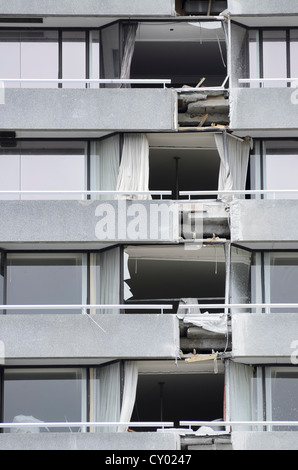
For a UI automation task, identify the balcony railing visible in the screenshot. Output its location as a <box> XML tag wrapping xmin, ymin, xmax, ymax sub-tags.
<box><xmin>0</xmin><ymin>190</ymin><xmax>172</xmax><ymax>200</ymax></box>
<box><xmin>0</xmin><ymin>78</ymin><xmax>172</xmax><ymax>88</ymax></box>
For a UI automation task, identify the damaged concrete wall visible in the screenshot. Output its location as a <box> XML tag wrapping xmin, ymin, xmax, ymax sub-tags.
<box><xmin>178</xmin><ymin>90</ymin><xmax>229</xmax><ymax>129</ymax></box>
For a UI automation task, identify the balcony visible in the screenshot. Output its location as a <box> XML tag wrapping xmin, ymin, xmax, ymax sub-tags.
<box><xmin>230</xmin><ymin>86</ymin><xmax>298</xmax><ymax>138</ymax></box>
<box><xmin>0</xmin><ymin>308</ymin><xmax>179</xmax><ymax>365</ymax></box>
<box><xmin>0</xmin><ymin>0</ymin><xmax>176</xmax><ymax>25</ymax></box>
<box><xmin>0</xmin><ymin>430</ymin><xmax>180</xmax><ymax>451</ymax></box>
<box><xmin>0</xmin><ymin>83</ymin><xmax>177</xmax><ymax>136</ymax></box>
<box><xmin>228</xmin><ymin>0</ymin><xmax>298</xmax><ymax>26</ymax></box>
<box><xmin>230</xmin><ymin>198</ymin><xmax>298</xmax><ymax>249</ymax></box>
<box><xmin>232</xmin><ymin>311</ymin><xmax>298</xmax><ymax>364</ymax></box>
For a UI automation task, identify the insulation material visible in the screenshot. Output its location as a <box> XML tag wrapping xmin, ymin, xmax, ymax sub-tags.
<box><xmin>183</xmin><ymin>312</ymin><xmax>227</xmax><ymax>335</ymax></box>
<box><xmin>177</xmin><ymin>298</ymin><xmax>227</xmax><ymax>334</ymax></box>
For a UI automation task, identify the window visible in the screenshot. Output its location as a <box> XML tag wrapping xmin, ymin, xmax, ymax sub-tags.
<box><xmin>131</xmin><ymin>361</ymin><xmax>225</xmax><ymax>430</ymax></box>
<box><xmin>245</xmin><ymin>250</ymin><xmax>298</xmax><ymax>314</ymax></box>
<box><xmin>0</xmin><ymin>30</ymin><xmax>59</xmax><ymax>88</ymax></box>
<box><xmin>1</xmin><ymin>363</ymin><xmax>123</xmax><ymax>433</ymax></box>
<box><xmin>250</xmin><ymin>140</ymin><xmax>298</xmax><ymax>199</ymax></box>
<box><xmin>130</xmin><ymin>21</ymin><xmax>227</xmax><ymax>88</ymax></box>
<box><xmin>252</xmin><ymin>367</ymin><xmax>298</xmax><ymax>430</ymax></box>
<box><xmin>5</xmin><ymin>253</ymin><xmax>86</xmax><ymax>314</ymax></box>
<box><xmin>265</xmin><ymin>253</ymin><xmax>298</xmax><ymax>314</ymax></box>
<box><xmin>62</xmin><ymin>31</ymin><xmax>86</xmax><ymax>88</ymax></box>
<box><xmin>3</xmin><ymin>368</ymin><xmax>87</xmax><ymax>432</ymax></box>
<box><xmin>248</xmin><ymin>28</ymin><xmax>298</xmax><ymax>88</ymax></box>
<box><xmin>0</xmin><ymin>29</ymin><xmax>100</xmax><ymax>88</ymax></box>
<box><xmin>124</xmin><ymin>245</ymin><xmax>226</xmax><ymax>313</ymax></box>
<box><xmin>0</xmin><ymin>141</ymin><xmax>87</xmax><ymax>200</ymax></box>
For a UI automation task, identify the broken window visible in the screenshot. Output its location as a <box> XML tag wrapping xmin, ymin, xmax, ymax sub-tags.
<box><xmin>130</xmin><ymin>21</ymin><xmax>227</xmax><ymax>88</ymax></box>
<box><xmin>131</xmin><ymin>360</ymin><xmax>225</xmax><ymax>430</ymax></box>
<box><xmin>124</xmin><ymin>244</ymin><xmax>226</xmax><ymax>314</ymax></box>
<box><xmin>147</xmin><ymin>132</ymin><xmax>250</xmax><ymax>201</ymax></box>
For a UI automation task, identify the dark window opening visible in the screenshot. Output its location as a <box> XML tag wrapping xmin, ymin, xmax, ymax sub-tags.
<box><xmin>130</xmin><ymin>22</ymin><xmax>227</xmax><ymax>88</ymax></box>
<box><xmin>131</xmin><ymin>371</ymin><xmax>225</xmax><ymax>430</ymax></box>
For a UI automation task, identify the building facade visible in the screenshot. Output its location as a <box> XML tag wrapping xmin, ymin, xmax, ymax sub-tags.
<box><xmin>0</xmin><ymin>0</ymin><xmax>297</xmax><ymax>451</ymax></box>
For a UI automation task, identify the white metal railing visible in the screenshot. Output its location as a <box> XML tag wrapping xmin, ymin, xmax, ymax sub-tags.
<box><xmin>0</xmin><ymin>78</ymin><xmax>171</xmax><ymax>88</ymax></box>
<box><xmin>176</xmin><ymin>303</ymin><xmax>298</xmax><ymax>312</ymax></box>
<box><xmin>0</xmin><ymin>190</ymin><xmax>172</xmax><ymax>199</ymax></box>
<box><xmin>0</xmin><ymin>304</ymin><xmax>173</xmax><ymax>314</ymax></box>
<box><xmin>239</xmin><ymin>78</ymin><xmax>298</xmax><ymax>85</ymax></box>
<box><xmin>1</xmin><ymin>303</ymin><xmax>297</xmax><ymax>313</ymax></box>
<box><xmin>180</xmin><ymin>420</ymin><xmax>298</xmax><ymax>430</ymax></box>
<box><xmin>179</xmin><ymin>189</ymin><xmax>298</xmax><ymax>199</ymax></box>
<box><xmin>0</xmin><ymin>421</ymin><xmax>174</xmax><ymax>431</ymax></box>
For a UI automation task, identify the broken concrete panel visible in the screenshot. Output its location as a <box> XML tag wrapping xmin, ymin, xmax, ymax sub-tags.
<box><xmin>178</xmin><ymin>113</ymin><xmax>229</xmax><ymax>127</ymax></box>
<box><xmin>187</xmin><ymin>98</ymin><xmax>229</xmax><ymax>115</ymax></box>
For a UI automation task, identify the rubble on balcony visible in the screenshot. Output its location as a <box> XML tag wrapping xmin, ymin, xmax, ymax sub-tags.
<box><xmin>178</xmin><ymin>89</ymin><xmax>229</xmax><ymax>131</ymax></box>
<box><xmin>177</xmin><ymin>299</ymin><xmax>232</xmax><ymax>354</ymax></box>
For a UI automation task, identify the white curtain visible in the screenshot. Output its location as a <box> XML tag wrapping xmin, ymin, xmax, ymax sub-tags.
<box><xmin>229</xmin><ymin>361</ymin><xmax>253</xmax><ymax>430</ymax></box>
<box><xmin>99</xmin><ymin>247</ymin><xmax>120</xmax><ymax>314</ymax></box>
<box><xmin>90</xmin><ymin>135</ymin><xmax>120</xmax><ymax>199</ymax></box>
<box><xmin>216</xmin><ymin>133</ymin><xmax>251</xmax><ymax>204</ymax></box>
<box><xmin>118</xmin><ymin>361</ymin><xmax>138</xmax><ymax>432</ymax></box>
<box><xmin>93</xmin><ymin>362</ymin><xmax>121</xmax><ymax>433</ymax></box>
<box><xmin>116</xmin><ymin>133</ymin><xmax>151</xmax><ymax>200</ymax></box>
<box><xmin>120</xmin><ymin>23</ymin><xmax>138</xmax><ymax>87</ymax></box>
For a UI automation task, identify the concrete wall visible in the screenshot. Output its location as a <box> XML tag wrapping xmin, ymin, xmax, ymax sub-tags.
<box><xmin>0</xmin><ymin>432</ymin><xmax>180</xmax><ymax>451</ymax></box>
<box><xmin>230</xmin><ymin>88</ymin><xmax>298</xmax><ymax>134</ymax></box>
<box><xmin>230</xmin><ymin>200</ymin><xmax>298</xmax><ymax>248</ymax></box>
<box><xmin>232</xmin><ymin>313</ymin><xmax>298</xmax><ymax>364</ymax></box>
<box><xmin>0</xmin><ymin>314</ymin><xmax>179</xmax><ymax>365</ymax></box>
<box><xmin>232</xmin><ymin>432</ymin><xmax>298</xmax><ymax>450</ymax></box>
<box><xmin>0</xmin><ymin>88</ymin><xmax>177</xmax><ymax>133</ymax></box>
<box><xmin>0</xmin><ymin>200</ymin><xmax>180</xmax><ymax>245</ymax></box>
<box><xmin>228</xmin><ymin>0</ymin><xmax>298</xmax><ymax>16</ymax></box>
<box><xmin>0</xmin><ymin>0</ymin><xmax>176</xmax><ymax>17</ymax></box>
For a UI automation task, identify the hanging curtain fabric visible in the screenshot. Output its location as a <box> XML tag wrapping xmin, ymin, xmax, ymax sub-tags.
<box><xmin>116</xmin><ymin>133</ymin><xmax>151</xmax><ymax>200</ymax></box>
<box><xmin>228</xmin><ymin>361</ymin><xmax>253</xmax><ymax>430</ymax></box>
<box><xmin>120</xmin><ymin>23</ymin><xmax>138</xmax><ymax>88</ymax></box>
<box><xmin>93</xmin><ymin>362</ymin><xmax>121</xmax><ymax>433</ymax></box>
<box><xmin>99</xmin><ymin>247</ymin><xmax>120</xmax><ymax>314</ymax></box>
<box><xmin>90</xmin><ymin>135</ymin><xmax>120</xmax><ymax>199</ymax></box>
<box><xmin>118</xmin><ymin>361</ymin><xmax>138</xmax><ymax>432</ymax></box>
<box><xmin>215</xmin><ymin>133</ymin><xmax>251</xmax><ymax>204</ymax></box>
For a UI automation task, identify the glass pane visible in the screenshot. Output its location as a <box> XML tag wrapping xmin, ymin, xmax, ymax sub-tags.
<box><xmin>4</xmin><ymin>368</ymin><xmax>85</xmax><ymax>432</ymax></box>
<box><xmin>269</xmin><ymin>253</ymin><xmax>298</xmax><ymax>313</ymax></box>
<box><xmin>263</xmin><ymin>31</ymin><xmax>287</xmax><ymax>87</ymax></box>
<box><xmin>20</xmin><ymin>31</ymin><xmax>59</xmax><ymax>88</ymax></box>
<box><xmin>6</xmin><ymin>253</ymin><xmax>84</xmax><ymax>314</ymax></box>
<box><xmin>249</xmin><ymin>30</ymin><xmax>260</xmax><ymax>88</ymax></box>
<box><xmin>270</xmin><ymin>368</ymin><xmax>298</xmax><ymax>430</ymax></box>
<box><xmin>264</xmin><ymin>141</ymin><xmax>298</xmax><ymax>199</ymax></box>
<box><xmin>100</xmin><ymin>23</ymin><xmax>120</xmax><ymax>86</ymax></box>
<box><xmin>230</xmin><ymin>247</ymin><xmax>252</xmax><ymax>313</ymax></box>
<box><xmin>0</xmin><ymin>142</ymin><xmax>86</xmax><ymax>200</ymax></box>
<box><xmin>90</xmin><ymin>30</ymin><xmax>100</xmax><ymax>87</ymax></box>
<box><xmin>0</xmin><ymin>150</ymin><xmax>20</xmax><ymax>199</ymax></box>
<box><xmin>62</xmin><ymin>31</ymin><xmax>86</xmax><ymax>88</ymax></box>
<box><xmin>290</xmin><ymin>30</ymin><xmax>298</xmax><ymax>84</ymax></box>
<box><xmin>0</xmin><ymin>31</ymin><xmax>21</xmax><ymax>87</ymax></box>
